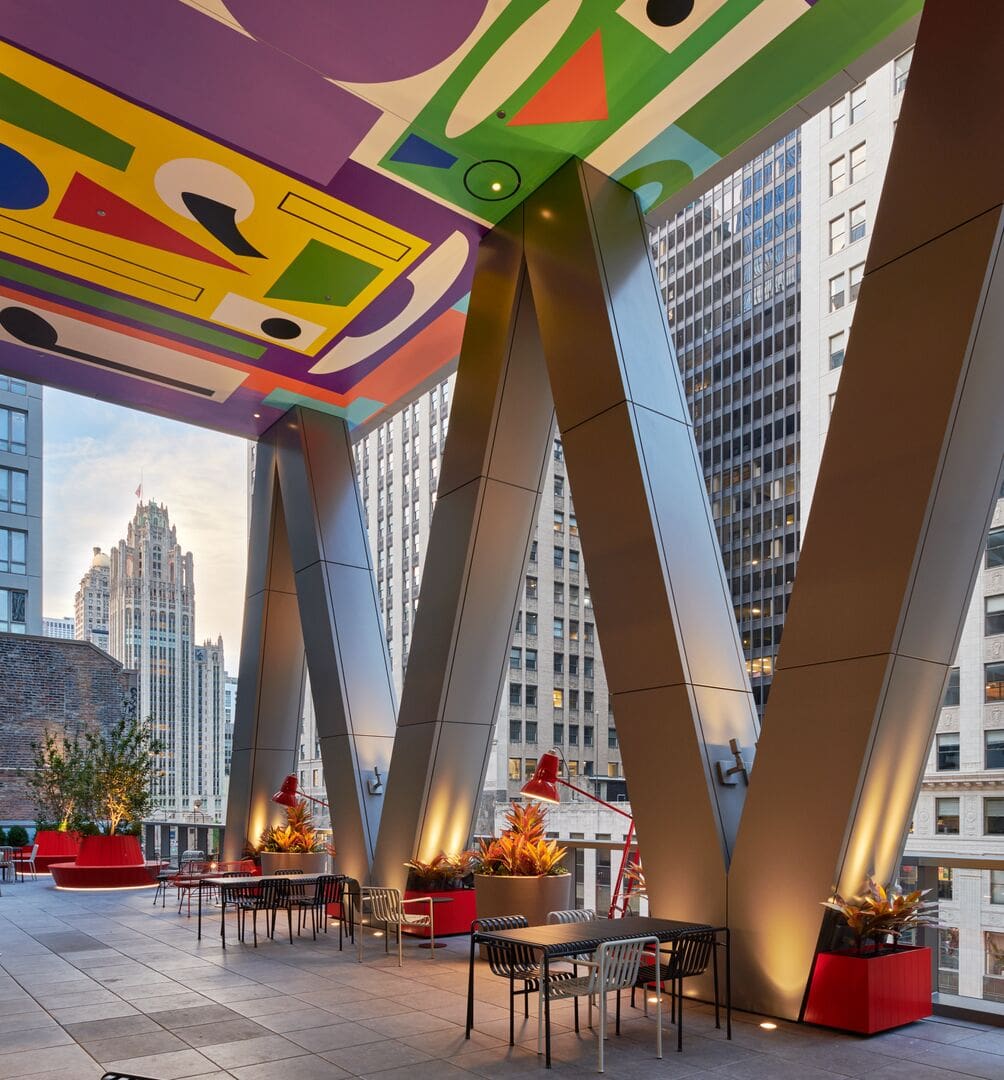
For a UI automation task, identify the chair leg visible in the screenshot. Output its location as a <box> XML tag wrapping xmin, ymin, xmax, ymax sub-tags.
<box><xmin>677</xmin><ymin>976</ymin><xmax>683</xmax><ymax>1052</ymax></box>
<box><xmin>252</xmin><ymin>909</ymin><xmax>258</xmax><ymax>948</ymax></box>
<box><xmin>616</xmin><ymin>990</ymin><xmax>621</xmax><ymax>1036</ymax></box>
<box><xmin>287</xmin><ymin>905</ymin><xmax>293</xmax><ymax>944</ymax></box>
<box><xmin>397</xmin><ymin>922</ymin><xmax>403</xmax><ymax>968</ymax></box>
<box><xmin>574</xmin><ymin>994</ymin><xmax>579</xmax><ymax>1033</ymax></box>
<box><xmin>598</xmin><ymin>990</ymin><xmax>606</xmax><ymax>1074</ymax></box>
<box><xmin>509</xmin><ymin>976</ymin><xmax>515</xmax><ymax>1047</ymax></box>
<box><xmin>713</xmin><ymin>947</ymin><xmax>721</xmax><ymax>1030</ymax></box>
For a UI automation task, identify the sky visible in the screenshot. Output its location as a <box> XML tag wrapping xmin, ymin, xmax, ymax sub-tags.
<box><xmin>42</xmin><ymin>388</ymin><xmax>249</xmax><ymax>671</ymax></box>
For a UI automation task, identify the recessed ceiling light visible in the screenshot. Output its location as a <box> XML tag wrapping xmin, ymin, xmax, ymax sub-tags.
<box><xmin>490</xmin><ymin>181</ymin><xmax>503</xmax><ymax>192</ymax></box>
<box><xmin>253</xmin><ymin>412</ymin><xmax>261</xmax><ymax>419</ymax></box>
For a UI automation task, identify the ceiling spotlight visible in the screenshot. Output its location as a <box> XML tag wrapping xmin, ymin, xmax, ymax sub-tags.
<box><xmin>490</xmin><ymin>181</ymin><xmax>503</xmax><ymax>192</ymax></box>
<box><xmin>253</xmin><ymin>412</ymin><xmax>261</xmax><ymax>419</ymax></box>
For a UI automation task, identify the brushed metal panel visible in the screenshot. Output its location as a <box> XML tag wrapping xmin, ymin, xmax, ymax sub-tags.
<box><xmin>729</xmin><ymin>653</ymin><xmax>893</xmax><ymax>1017</ymax></box>
<box><xmin>254</xmin><ymin>590</ymin><xmax>306</xmax><ymax>740</ymax></box>
<box><xmin>523</xmin><ymin>159</ymin><xmax>632</xmax><ymax>431</ymax></box>
<box><xmin>613</xmin><ymin>683</ymin><xmax>728</xmax><ymax>928</ymax></box>
<box><xmin>779</xmin><ymin>211</ymin><xmax>1004</xmax><ymax>670</ymax></box>
<box><xmin>865</xmin><ymin>5</ymin><xmax>1004</xmax><ymax>272</ymax></box>
<box><xmin>634</xmin><ymin>403</ymin><xmax>753</xmax><ymax>693</ymax></box>
<box><xmin>436</xmin><ymin>208</ymin><xmax>526</xmax><ymax>499</ymax></box>
<box><xmin>559</xmin><ymin>402</ymin><xmax>687</xmax><ymax>695</ymax></box>
<box><xmin>230</xmin><ymin>589</ymin><xmax>266</xmax><ymax>754</ymax></box>
<box><xmin>244</xmin><ymin>437</ymin><xmax>277</xmax><ymax>598</ymax></box>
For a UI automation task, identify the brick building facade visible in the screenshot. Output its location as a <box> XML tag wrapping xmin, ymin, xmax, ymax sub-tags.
<box><xmin>0</xmin><ymin>632</ymin><xmax>138</xmax><ymax>822</ymax></box>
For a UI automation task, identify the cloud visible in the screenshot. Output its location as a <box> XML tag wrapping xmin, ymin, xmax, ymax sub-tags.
<box><xmin>43</xmin><ymin>389</ymin><xmax>248</xmax><ymax>671</ymax></box>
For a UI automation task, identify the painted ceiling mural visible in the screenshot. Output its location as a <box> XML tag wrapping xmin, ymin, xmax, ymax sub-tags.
<box><xmin>0</xmin><ymin>0</ymin><xmax>920</xmax><ymax>438</ymax></box>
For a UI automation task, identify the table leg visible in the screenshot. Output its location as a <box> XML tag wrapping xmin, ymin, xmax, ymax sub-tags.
<box><xmin>466</xmin><ymin>934</ymin><xmax>476</xmax><ymax>1038</ymax></box>
<box><xmin>221</xmin><ymin>894</ymin><xmax>227</xmax><ymax>948</ymax></box>
<box><xmin>544</xmin><ymin>953</ymin><xmax>551</xmax><ymax>1069</ymax></box>
<box><xmin>725</xmin><ymin>927</ymin><xmax>732</xmax><ymax>1040</ymax></box>
<box><xmin>197</xmin><ymin>883</ymin><xmax>203</xmax><ymax>942</ymax></box>
<box><xmin>713</xmin><ymin>940</ymin><xmax>721</xmax><ymax>1029</ymax></box>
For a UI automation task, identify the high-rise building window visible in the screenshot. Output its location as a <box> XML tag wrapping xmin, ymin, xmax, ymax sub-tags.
<box><xmin>986</xmin><ymin>662</ymin><xmax>1004</xmax><ymax>701</ymax></box>
<box><xmin>989</xmin><ymin>528</ymin><xmax>1004</xmax><ymax>568</ymax></box>
<box><xmin>828</xmin><ymin>156</ymin><xmax>846</xmax><ymax>196</ymax></box>
<box><xmin>525</xmin><ymin>721</ymin><xmax>537</xmax><ymax>744</ymax></box>
<box><xmin>553</xmin><ymin>723</ymin><xmax>564</xmax><ymax>743</ymax></box>
<box><xmin>986</xmin><ymin>730</ymin><xmax>1004</xmax><ymax>769</ymax></box>
<box><xmin>828</xmin><ymin>273</ymin><xmax>845</xmax><ymax>311</ymax></box>
<box><xmin>553</xmin><ymin>439</ymin><xmax>564</xmax><ymax>463</ymax></box>
<box><xmin>583</xmin><ymin>656</ymin><xmax>593</xmax><ymax>678</ymax></box>
<box><xmin>943</xmin><ymin>667</ymin><xmax>960</xmax><ymax>707</ymax></box>
<box><xmin>554</xmin><ymin>475</ymin><xmax>564</xmax><ymax>497</ymax></box>
<box><xmin>553</xmin><ymin>651</ymin><xmax>564</xmax><ymax>674</ymax></box>
<box><xmin>510</xmin><ymin>646</ymin><xmax>522</xmax><ymax>669</ymax></box>
<box><xmin>0</xmin><ymin>587</ymin><xmax>27</xmax><ymax>634</ymax></box>
<box><xmin>0</xmin><ymin>376</ymin><xmax>27</xmax><ymax>394</ymax></box>
<box><xmin>569</xmin><ymin>620</ymin><xmax>579</xmax><ymax>641</ymax></box>
<box><xmin>525</xmin><ymin>612</ymin><xmax>538</xmax><ymax>635</ymax></box>
<box><xmin>554</xmin><ymin>546</ymin><xmax>564</xmax><ymax>569</ymax></box>
<box><xmin>508</xmin><ymin>757</ymin><xmax>521</xmax><ymax>781</ymax></box>
<box><xmin>569</xmin><ymin>549</ymin><xmax>580</xmax><ymax>570</ymax></box>
<box><xmin>526</xmin><ymin>648</ymin><xmax>538</xmax><ymax>672</ymax></box>
<box><xmin>0</xmin><ymin>467</ymin><xmax>27</xmax><ymax>514</ymax></box>
<box><xmin>584</xmin><ymin>622</ymin><xmax>594</xmax><ymax>643</ymax></box>
<box><xmin>526</xmin><ymin>684</ymin><xmax>537</xmax><ymax>708</ymax></box>
<box><xmin>938</xmin><ymin>867</ymin><xmax>952</xmax><ymax>900</ymax></box>
<box><xmin>509</xmin><ymin>720</ymin><xmax>522</xmax><ymax>741</ymax></box>
<box><xmin>849</xmin><ymin>142</ymin><xmax>866</xmax><ymax>184</ymax></box>
<box><xmin>552</xmin><ymin>688</ymin><xmax>564</xmax><ymax>709</ymax></box>
<box><xmin>935</xmin><ymin>797</ymin><xmax>960</xmax><ymax>835</ymax></box>
<box><xmin>985</xmin><ymin>798</ymin><xmax>1004</xmax><ymax>835</ymax></box>
<box><xmin>849</xmin><ymin>83</ymin><xmax>867</xmax><ymax>124</ymax></box>
<box><xmin>828</xmin><ymin>332</ymin><xmax>845</xmax><ymax>370</ymax></box>
<box><xmin>553</xmin><ymin>511</ymin><xmax>564</xmax><ymax>534</ymax></box>
<box><xmin>848</xmin><ymin>262</ymin><xmax>864</xmax><ymax>302</ymax></box>
<box><xmin>569</xmin><ymin>725</ymin><xmax>578</xmax><ymax>746</ymax></box>
<box><xmin>554</xmin><ymin>581</ymin><xmax>564</xmax><ymax>604</ymax></box>
<box><xmin>987</xmin><ymin>595</ymin><xmax>1004</xmax><ymax>636</ymax></box>
<box><xmin>526</xmin><ymin>575</ymin><xmax>538</xmax><ymax>599</ymax></box>
<box><xmin>936</xmin><ymin>732</ymin><xmax>960</xmax><ymax>771</ymax></box>
<box><xmin>509</xmin><ymin>683</ymin><xmax>522</xmax><ymax>706</ymax></box>
<box><xmin>849</xmin><ymin>203</ymin><xmax>867</xmax><ymax>243</ymax></box>
<box><xmin>829</xmin><ymin>97</ymin><xmax>846</xmax><ymax>137</ymax></box>
<box><xmin>829</xmin><ymin>216</ymin><xmax>846</xmax><ymax>255</ymax></box>
<box><xmin>0</xmin><ymin>527</ymin><xmax>27</xmax><ymax>574</ymax></box>
<box><xmin>0</xmin><ymin>406</ymin><xmax>27</xmax><ymax>455</ymax></box>
<box><xmin>894</xmin><ymin>48</ymin><xmax>913</xmax><ymax>94</ymax></box>
<box><xmin>991</xmin><ymin>870</ymin><xmax>1004</xmax><ymax>904</ymax></box>
<box><xmin>553</xmin><ymin>618</ymin><xmax>564</xmax><ymax>639</ymax></box>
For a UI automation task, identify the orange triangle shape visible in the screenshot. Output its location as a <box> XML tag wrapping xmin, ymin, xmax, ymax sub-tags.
<box><xmin>508</xmin><ymin>31</ymin><xmax>608</xmax><ymax>128</ymax></box>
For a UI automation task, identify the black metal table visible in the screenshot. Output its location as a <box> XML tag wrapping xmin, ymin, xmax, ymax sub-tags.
<box><xmin>467</xmin><ymin>916</ymin><xmax>729</xmax><ymax>1068</ymax></box>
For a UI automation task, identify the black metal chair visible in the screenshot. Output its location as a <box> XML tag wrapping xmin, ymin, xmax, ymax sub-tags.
<box><xmin>289</xmin><ymin>874</ymin><xmax>345</xmax><ymax>943</ymax></box>
<box><xmin>466</xmin><ymin>915</ymin><xmax>579</xmax><ymax>1047</ymax></box>
<box><xmin>229</xmin><ymin>879</ymin><xmax>280</xmax><ymax>947</ymax></box>
<box><xmin>631</xmin><ymin>929</ymin><xmax>718</xmax><ymax>1051</ymax></box>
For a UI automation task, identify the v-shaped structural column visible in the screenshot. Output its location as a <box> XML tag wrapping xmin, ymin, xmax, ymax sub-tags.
<box><xmin>728</xmin><ymin>3</ymin><xmax>1004</xmax><ymax>1018</ymax></box>
<box><xmin>225</xmin><ymin>407</ymin><xmax>397</xmax><ymax>880</ymax></box>
<box><xmin>525</xmin><ymin>160</ymin><xmax>759</xmax><ymax>926</ymax></box>
<box><xmin>372</xmin><ymin>209</ymin><xmax>555</xmax><ymax>885</ymax></box>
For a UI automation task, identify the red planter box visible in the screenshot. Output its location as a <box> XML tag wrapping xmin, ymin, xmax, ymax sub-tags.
<box><xmin>804</xmin><ymin>945</ymin><xmax>932</xmax><ymax>1034</ymax></box>
<box><xmin>403</xmin><ymin>887</ymin><xmax>477</xmax><ymax>937</ymax></box>
<box><xmin>30</xmin><ymin>830</ymin><xmax>81</xmax><ymax>874</ymax></box>
<box><xmin>76</xmin><ymin>834</ymin><xmax>144</xmax><ymax>867</ymax></box>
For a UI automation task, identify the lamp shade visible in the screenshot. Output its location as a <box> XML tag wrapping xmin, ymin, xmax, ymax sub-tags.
<box><xmin>520</xmin><ymin>750</ymin><xmax>561</xmax><ymax>803</ymax></box>
<box><xmin>271</xmin><ymin>774</ymin><xmax>299</xmax><ymax>807</ymax></box>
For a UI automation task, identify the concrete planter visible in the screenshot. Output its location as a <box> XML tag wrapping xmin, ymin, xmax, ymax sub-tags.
<box><xmin>259</xmin><ymin>851</ymin><xmax>329</xmax><ymax>876</ymax></box>
<box><xmin>474</xmin><ymin>872</ymin><xmax>572</xmax><ymax>928</ymax></box>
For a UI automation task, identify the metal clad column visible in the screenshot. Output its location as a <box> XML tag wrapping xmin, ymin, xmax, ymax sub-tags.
<box><xmin>524</xmin><ymin>159</ymin><xmax>760</xmax><ymax>928</ymax></box>
<box><xmin>729</xmin><ymin>4</ymin><xmax>1004</xmax><ymax>1018</ymax></box>
<box><xmin>372</xmin><ymin>207</ymin><xmax>556</xmax><ymax>887</ymax></box>
<box><xmin>223</xmin><ymin>436</ymin><xmax>306</xmax><ymax>860</ymax></box>
<box><xmin>274</xmin><ymin>407</ymin><xmax>398</xmax><ymax>882</ymax></box>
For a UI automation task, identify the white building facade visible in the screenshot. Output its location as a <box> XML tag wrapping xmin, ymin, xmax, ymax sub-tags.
<box><xmin>193</xmin><ymin>636</ymin><xmax>228</xmax><ymax>819</ymax></box>
<box><xmin>0</xmin><ymin>375</ymin><xmax>41</xmax><ymax>635</ymax></box>
<box><xmin>74</xmin><ymin>546</ymin><xmax>111</xmax><ymax>652</ymax></box>
<box><xmin>42</xmin><ymin>616</ymin><xmax>74</xmax><ymax>639</ymax></box>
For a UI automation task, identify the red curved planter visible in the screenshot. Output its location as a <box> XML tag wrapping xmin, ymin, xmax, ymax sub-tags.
<box><xmin>49</xmin><ymin>861</ymin><xmax>162</xmax><ymax>888</ymax></box>
<box><xmin>28</xmin><ymin>830</ymin><xmax>80</xmax><ymax>874</ymax></box>
<box><xmin>76</xmin><ymin>834</ymin><xmax>144</xmax><ymax>866</ymax></box>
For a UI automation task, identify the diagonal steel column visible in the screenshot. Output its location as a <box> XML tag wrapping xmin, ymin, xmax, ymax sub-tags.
<box><xmin>225</xmin><ymin>408</ymin><xmax>397</xmax><ymax>881</ymax></box>
<box><xmin>224</xmin><ymin>436</ymin><xmax>306</xmax><ymax>860</ymax></box>
<box><xmin>372</xmin><ymin>207</ymin><xmax>555</xmax><ymax>887</ymax></box>
<box><xmin>274</xmin><ymin>407</ymin><xmax>398</xmax><ymax>882</ymax></box>
<box><xmin>523</xmin><ymin>159</ymin><xmax>759</xmax><ymax>929</ymax></box>
<box><xmin>728</xmin><ymin>3</ymin><xmax>1004</xmax><ymax>1018</ymax></box>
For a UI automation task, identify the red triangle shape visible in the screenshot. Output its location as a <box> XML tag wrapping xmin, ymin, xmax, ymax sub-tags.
<box><xmin>508</xmin><ymin>31</ymin><xmax>608</xmax><ymax>128</ymax></box>
<box><xmin>54</xmin><ymin>172</ymin><xmax>242</xmax><ymax>273</ymax></box>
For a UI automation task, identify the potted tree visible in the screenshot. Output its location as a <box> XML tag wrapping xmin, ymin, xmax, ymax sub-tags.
<box><xmin>22</xmin><ymin>728</ymin><xmax>85</xmax><ymax>871</ymax></box>
<box><xmin>473</xmin><ymin>801</ymin><xmax>571</xmax><ymax>927</ymax></box>
<box><xmin>403</xmin><ymin>851</ymin><xmax>478</xmax><ymax>937</ymax></box>
<box><xmin>258</xmin><ymin>799</ymin><xmax>333</xmax><ymax>875</ymax></box>
<box><xmin>804</xmin><ymin>876</ymin><xmax>937</xmax><ymax>1034</ymax></box>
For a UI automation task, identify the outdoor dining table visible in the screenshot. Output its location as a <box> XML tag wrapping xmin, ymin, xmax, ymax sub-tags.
<box><xmin>467</xmin><ymin>915</ymin><xmax>730</xmax><ymax>1068</ymax></box>
<box><xmin>189</xmin><ymin>872</ymin><xmax>324</xmax><ymax>942</ymax></box>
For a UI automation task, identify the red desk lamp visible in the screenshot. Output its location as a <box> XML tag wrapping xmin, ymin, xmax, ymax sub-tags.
<box><xmin>521</xmin><ymin>748</ymin><xmax>636</xmax><ymax>919</ymax></box>
<box><xmin>271</xmin><ymin>773</ymin><xmax>329</xmax><ymax>809</ymax></box>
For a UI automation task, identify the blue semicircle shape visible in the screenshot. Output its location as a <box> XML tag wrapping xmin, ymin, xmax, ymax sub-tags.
<box><xmin>0</xmin><ymin>145</ymin><xmax>49</xmax><ymax>209</ymax></box>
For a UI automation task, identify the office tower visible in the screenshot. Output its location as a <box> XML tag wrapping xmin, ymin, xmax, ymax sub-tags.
<box><xmin>74</xmin><ymin>546</ymin><xmax>111</xmax><ymax>652</ymax></box>
<box><xmin>0</xmin><ymin>375</ymin><xmax>42</xmax><ymax>636</ymax></box>
<box><xmin>42</xmin><ymin>616</ymin><xmax>74</xmax><ymax>639</ymax></box>
<box><xmin>193</xmin><ymin>636</ymin><xmax>228</xmax><ymax>819</ymax></box>
<box><xmin>649</xmin><ymin>132</ymin><xmax>803</xmax><ymax>713</ymax></box>
<box><xmin>224</xmin><ymin>673</ymin><xmax>237</xmax><ymax>779</ymax></box>
<box><xmin>108</xmin><ymin>500</ymin><xmax>199</xmax><ymax>813</ymax></box>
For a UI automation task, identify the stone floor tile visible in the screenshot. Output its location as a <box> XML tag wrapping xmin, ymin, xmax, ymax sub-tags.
<box><xmin>358</xmin><ymin>1011</ymin><xmax>459</xmax><ymax>1038</ymax></box>
<box><xmin>79</xmin><ymin>1028</ymin><xmax>191</xmax><ymax>1063</ymax></box>
<box><xmin>287</xmin><ymin>1022</ymin><xmax>389</xmax><ymax>1053</ymax></box>
<box><xmin>198</xmin><ymin>1034</ymin><xmax>309</xmax><ymax>1069</ymax></box>
<box><xmin>233</xmin><ymin>1056</ymin><xmax>351</xmax><ymax>1079</ymax></box>
<box><xmin>322</xmin><ymin>1038</ymin><xmax>435</xmax><ymax>1075</ymax></box>
<box><xmin>152</xmin><ymin>1004</ymin><xmax>244</xmax><ymax>1030</ymax></box>
<box><xmin>63</xmin><ymin>1013</ymin><xmax>163</xmax><ymax>1041</ymax></box>
<box><xmin>103</xmin><ymin>1047</ymin><xmax>223</xmax><ymax>1078</ymax></box>
<box><xmin>49</xmin><ymin>1001</ymin><xmax>139</xmax><ymax>1024</ymax></box>
<box><xmin>0</xmin><ymin>1043</ymin><xmax>101</xmax><ymax>1079</ymax></box>
<box><xmin>255</xmin><ymin>1005</ymin><xmax>347</xmax><ymax>1032</ymax></box>
<box><xmin>178</xmin><ymin>1017</ymin><xmax>271</xmax><ymax>1047</ymax></box>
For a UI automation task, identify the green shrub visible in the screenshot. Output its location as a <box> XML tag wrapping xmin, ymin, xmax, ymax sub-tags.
<box><xmin>0</xmin><ymin>827</ymin><xmax>7</xmax><ymax>845</ymax></box>
<box><xmin>7</xmin><ymin>825</ymin><xmax>29</xmax><ymax>848</ymax></box>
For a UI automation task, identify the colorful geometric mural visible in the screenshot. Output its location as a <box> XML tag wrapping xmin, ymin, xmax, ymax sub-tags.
<box><xmin>0</xmin><ymin>0</ymin><xmax>921</xmax><ymax>438</ymax></box>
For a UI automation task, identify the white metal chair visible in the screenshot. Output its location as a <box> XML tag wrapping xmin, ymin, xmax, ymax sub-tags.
<box><xmin>13</xmin><ymin>843</ymin><xmax>38</xmax><ymax>881</ymax></box>
<box><xmin>0</xmin><ymin>846</ymin><xmax>14</xmax><ymax>884</ymax></box>
<box><xmin>355</xmin><ymin>886</ymin><xmax>434</xmax><ymax>965</ymax></box>
<box><xmin>538</xmin><ymin>935</ymin><xmax>662</xmax><ymax>1073</ymax></box>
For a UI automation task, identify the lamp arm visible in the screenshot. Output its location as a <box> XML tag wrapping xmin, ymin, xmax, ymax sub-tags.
<box><xmin>555</xmin><ymin>777</ymin><xmax>633</xmax><ymax>820</ymax></box>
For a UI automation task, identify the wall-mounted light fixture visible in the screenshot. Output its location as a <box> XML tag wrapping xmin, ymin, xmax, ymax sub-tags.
<box><xmin>715</xmin><ymin>738</ymin><xmax>750</xmax><ymax>785</ymax></box>
<box><xmin>367</xmin><ymin>766</ymin><xmax>384</xmax><ymax>796</ymax></box>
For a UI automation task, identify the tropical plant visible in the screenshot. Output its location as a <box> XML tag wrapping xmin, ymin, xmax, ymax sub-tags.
<box><xmin>476</xmin><ymin>801</ymin><xmax>568</xmax><ymax>877</ymax></box>
<box><xmin>7</xmin><ymin>825</ymin><xmax>28</xmax><ymax>848</ymax></box>
<box><xmin>259</xmin><ymin>799</ymin><xmax>335</xmax><ymax>854</ymax></box>
<box><xmin>404</xmin><ymin>850</ymin><xmax>478</xmax><ymax>889</ymax></box>
<box><xmin>823</xmin><ymin>876</ymin><xmax>938</xmax><ymax>954</ymax></box>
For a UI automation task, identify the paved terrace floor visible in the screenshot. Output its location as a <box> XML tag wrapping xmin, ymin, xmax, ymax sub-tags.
<box><xmin>0</xmin><ymin>878</ymin><xmax>1002</xmax><ymax>1080</ymax></box>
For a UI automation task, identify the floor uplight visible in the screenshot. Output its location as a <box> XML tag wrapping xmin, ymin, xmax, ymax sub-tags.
<box><xmin>759</xmin><ymin>1021</ymin><xmax>778</xmax><ymax>1031</ymax></box>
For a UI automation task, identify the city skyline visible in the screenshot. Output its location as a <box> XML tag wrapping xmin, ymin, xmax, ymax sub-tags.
<box><xmin>42</xmin><ymin>387</ymin><xmax>247</xmax><ymax>664</ymax></box>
